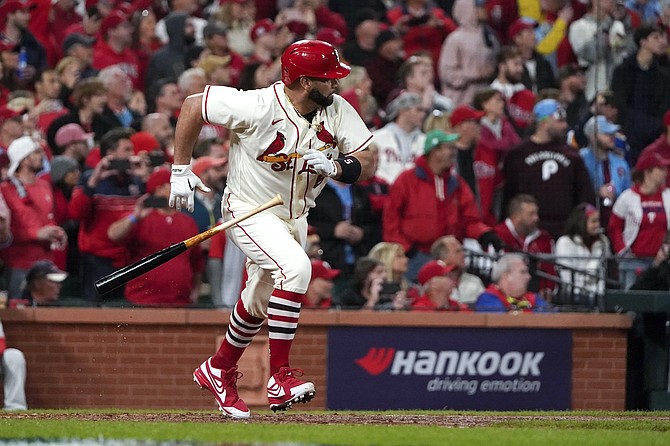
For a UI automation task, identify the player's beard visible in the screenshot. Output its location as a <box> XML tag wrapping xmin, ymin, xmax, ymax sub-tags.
<box><xmin>308</xmin><ymin>88</ymin><xmax>334</xmax><ymax>107</ymax></box>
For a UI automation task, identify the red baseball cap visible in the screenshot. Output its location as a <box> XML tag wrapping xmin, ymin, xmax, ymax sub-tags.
<box><xmin>507</xmin><ymin>89</ymin><xmax>536</xmax><ymax>130</ymax></box>
<box><xmin>418</xmin><ymin>260</ymin><xmax>457</xmax><ymax>286</ymax></box>
<box><xmin>508</xmin><ymin>17</ymin><xmax>537</xmax><ymax>41</ymax></box>
<box><xmin>250</xmin><ymin>18</ymin><xmax>276</xmax><ymax>42</ymax></box>
<box><xmin>0</xmin><ymin>0</ymin><xmax>36</xmax><ymax>17</ymax></box>
<box><xmin>192</xmin><ymin>156</ymin><xmax>227</xmax><ymax>176</ymax></box>
<box><xmin>315</xmin><ymin>28</ymin><xmax>346</xmax><ymax>47</ymax></box>
<box><xmin>635</xmin><ymin>151</ymin><xmax>670</xmax><ymax>172</ymax></box>
<box><xmin>311</xmin><ymin>260</ymin><xmax>340</xmax><ymax>281</ymax></box>
<box><xmin>449</xmin><ymin>105</ymin><xmax>484</xmax><ymax>127</ymax></box>
<box><xmin>130</xmin><ymin>131</ymin><xmax>160</xmax><ymax>154</ymax></box>
<box><xmin>100</xmin><ymin>11</ymin><xmax>127</xmax><ymax>37</ymax></box>
<box><xmin>0</xmin><ymin>40</ymin><xmax>18</xmax><ymax>52</ymax></box>
<box><xmin>146</xmin><ymin>168</ymin><xmax>171</xmax><ymax>194</ymax></box>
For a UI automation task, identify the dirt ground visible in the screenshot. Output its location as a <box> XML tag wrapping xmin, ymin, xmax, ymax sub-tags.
<box><xmin>2</xmin><ymin>412</ymin><xmax>670</xmax><ymax>427</ymax></box>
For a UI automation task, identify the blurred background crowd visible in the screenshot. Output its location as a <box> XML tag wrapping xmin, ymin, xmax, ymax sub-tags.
<box><xmin>1</xmin><ymin>0</ymin><xmax>670</xmax><ymax>312</ymax></box>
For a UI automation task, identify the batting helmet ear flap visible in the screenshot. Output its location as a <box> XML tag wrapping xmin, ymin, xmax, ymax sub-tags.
<box><xmin>281</xmin><ymin>39</ymin><xmax>351</xmax><ymax>85</ymax></box>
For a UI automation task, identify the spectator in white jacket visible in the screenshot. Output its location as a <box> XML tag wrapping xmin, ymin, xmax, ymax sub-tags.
<box><xmin>556</xmin><ymin>203</ymin><xmax>611</xmax><ymax>300</ymax></box>
<box><xmin>0</xmin><ymin>320</ymin><xmax>27</xmax><ymax>410</ymax></box>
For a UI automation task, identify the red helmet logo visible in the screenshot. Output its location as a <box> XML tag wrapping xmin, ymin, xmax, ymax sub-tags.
<box><xmin>281</xmin><ymin>39</ymin><xmax>351</xmax><ymax>85</ymax></box>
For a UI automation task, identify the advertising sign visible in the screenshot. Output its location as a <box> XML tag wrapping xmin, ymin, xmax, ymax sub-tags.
<box><xmin>327</xmin><ymin>327</ymin><xmax>572</xmax><ymax>410</ymax></box>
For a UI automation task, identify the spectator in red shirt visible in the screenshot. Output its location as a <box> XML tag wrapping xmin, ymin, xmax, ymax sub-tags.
<box><xmin>92</xmin><ymin>11</ymin><xmax>141</xmax><ymax>89</ymax></box>
<box><xmin>303</xmin><ymin>259</ymin><xmax>339</xmax><ymax>309</ymax></box>
<box><xmin>412</xmin><ymin>260</ymin><xmax>469</xmax><ymax>311</ymax></box>
<box><xmin>108</xmin><ymin>168</ymin><xmax>204</xmax><ymax>307</ymax></box>
<box><xmin>384</xmin><ymin>128</ymin><xmax>501</xmax><ymax>282</ymax></box>
<box><xmin>68</xmin><ymin>128</ymin><xmax>148</xmax><ymax>301</ymax></box>
<box><xmin>0</xmin><ymin>136</ymin><xmax>66</xmax><ymax>299</ymax></box>
<box><xmin>32</xmin><ymin>69</ymin><xmax>68</xmax><ymax>135</ymax></box>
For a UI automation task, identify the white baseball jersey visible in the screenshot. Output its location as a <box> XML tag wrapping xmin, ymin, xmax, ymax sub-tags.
<box><xmin>202</xmin><ymin>82</ymin><xmax>373</xmax><ymax>220</ymax></box>
<box><xmin>372</xmin><ymin>123</ymin><xmax>425</xmax><ymax>185</ymax></box>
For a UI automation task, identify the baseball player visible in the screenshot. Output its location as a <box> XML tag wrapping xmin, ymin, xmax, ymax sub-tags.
<box><xmin>169</xmin><ymin>40</ymin><xmax>375</xmax><ymax>418</ymax></box>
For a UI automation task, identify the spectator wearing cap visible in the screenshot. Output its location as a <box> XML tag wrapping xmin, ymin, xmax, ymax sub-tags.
<box><xmin>202</xmin><ymin>22</ymin><xmax>245</xmax><ymax>88</ymax></box>
<box><xmin>316</xmin><ymin>27</ymin><xmax>345</xmax><ymax>50</ymax></box>
<box><xmin>0</xmin><ymin>136</ymin><xmax>67</xmax><ymax>299</ymax></box>
<box><xmin>569</xmin><ymin>0</ymin><xmax>635</xmax><ymax>103</ymax></box>
<box><xmin>580</xmin><ymin>115</ymin><xmax>631</xmax><ymax>227</ymax></box>
<box><xmin>438</xmin><ymin>0</ymin><xmax>499</xmax><ymax>107</ymax></box>
<box><xmin>518</xmin><ymin>0</ymin><xmax>584</xmax><ymax>71</ymax></box>
<box><xmin>475</xmin><ymin>253</ymin><xmax>550</xmax><ymax>312</ymax></box>
<box><xmin>108</xmin><ymin>168</ymin><xmax>204</xmax><ymax>307</ymax></box>
<box><xmin>502</xmin><ymin>99</ymin><xmax>596</xmax><ymax>238</ymax></box>
<box><xmin>370</xmin><ymin>92</ymin><xmax>426</xmax><ymax>185</ymax></box>
<box><xmin>412</xmin><ymin>260</ymin><xmax>468</xmax><ymax>311</ymax></box>
<box><xmin>69</xmin><ymin>128</ymin><xmax>147</xmax><ymax>301</ymax></box>
<box><xmin>557</xmin><ymin>63</ymin><xmax>588</xmax><ymax>129</ymax></box>
<box><xmin>485</xmin><ymin>0</ymin><xmax>520</xmax><ymax>45</ymax></box>
<box><xmin>0</xmin><ymin>0</ymin><xmax>46</xmax><ymax>85</ymax></box>
<box><xmin>303</xmin><ymin>259</ymin><xmax>339</xmax><ymax>309</ymax></box>
<box><xmin>612</xmin><ymin>24</ymin><xmax>670</xmax><ymax>164</ymax></box>
<box><xmin>93</xmin><ymin>10</ymin><xmax>141</xmax><ymax>89</ymax></box>
<box><xmin>365</xmin><ymin>28</ymin><xmax>404</xmax><ymax>105</ymax></box>
<box><xmin>307</xmin><ymin>174</ymin><xmax>377</xmax><ymax>286</ymax></box>
<box><xmin>384</xmin><ymin>129</ymin><xmax>498</xmax><ymax>282</ymax></box>
<box><xmin>19</xmin><ymin>259</ymin><xmax>67</xmax><ymax>306</ymax></box>
<box><xmin>391</xmin><ymin>54</ymin><xmax>454</xmax><ymax>117</ymax></box>
<box><xmin>608</xmin><ymin>150</ymin><xmax>670</xmax><ymax>288</ymax></box>
<box><xmin>449</xmin><ymin>104</ymin><xmax>485</xmax><ymax>202</ymax></box>
<box><xmin>247</xmin><ymin>18</ymin><xmax>277</xmax><ymax>65</ymax></box>
<box><xmin>0</xmin><ymin>105</ymin><xmax>24</xmax><ymax>153</ymax></box>
<box><xmin>46</xmin><ymin>77</ymin><xmax>108</xmax><ymax>155</ymax></box>
<box><xmin>507</xmin><ymin>17</ymin><xmax>557</xmax><ymax>95</ymax></box>
<box><xmin>387</xmin><ymin>0</ymin><xmax>456</xmax><ymax>65</ymax></box>
<box><xmin>62</xmin><ymin>33</ymin><xmax>97</xmax><ymax>80</ymax></box>
<box><xmin>472</xmin><ymin>90</ymin><xmax>522</xmax><ymax>225</ymax></box>
<box><xmin>145</xmin><ymin>12</ymin><xmax>194</xmax><ymax>89</ymax></box>
<box><xmin>190</xmin><ymin>156</ymin><xmax>227</xmax><ymax>234</ymax></box>
<box><xmin>54</xmin><ymin>123</ymin><xmax>92</xmax><ymax>166</ymax></box>
<box><xmin>341</xmin><ymin>9</ymin><xmax>382</xmax><ymax>67</ymax></box>
<box><xmin>430</xmin><ymin>236</ymin><xmax>485</xmax><ymax>305</ymax></box>
<box><xmin>639</xmin><ymin>110</ymin><xmax>670</xmax><ymax>188</ymax></box>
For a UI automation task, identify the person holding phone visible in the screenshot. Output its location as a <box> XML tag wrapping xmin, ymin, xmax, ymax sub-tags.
<box><xmin>338</xmin><ymin>256</ymin><xmax>408</xmax><ymax>310</ymax></box>
<box><xmin>107</xmin><ymin>168</ymin><xmax>204</xmax><ymax>306</ymax></box>
<box><xmin>68</xmin><ymin>128</ymin><xmax>149</xmax><ymax>301</ymax></box>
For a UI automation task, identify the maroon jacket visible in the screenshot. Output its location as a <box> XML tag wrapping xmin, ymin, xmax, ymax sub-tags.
<box><xmin>639</xmin><ymin>135</ymin><xmax>670</xmax><ymax>187</ymax></box>
<box><xmin>383</xmin><ymin>156</ymin><xmax>490</xmax><ymax>253</ymax></box>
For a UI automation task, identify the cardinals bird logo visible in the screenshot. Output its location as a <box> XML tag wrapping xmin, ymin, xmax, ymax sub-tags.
<box><xmin>257</xmin><ymin>131</ymin><xmax>286</xmax><ymax>162</ymax></box>
<box><xmin>316</xmin><ymin>122</ymin><xmax>336</xmax><ymax>148</ymax></box>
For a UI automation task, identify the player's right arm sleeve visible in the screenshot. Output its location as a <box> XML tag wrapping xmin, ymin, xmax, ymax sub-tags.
<box><xmin>201</xmin><ymin>85</ymin><xmax>259</xmax><ymax>131</ymax></box>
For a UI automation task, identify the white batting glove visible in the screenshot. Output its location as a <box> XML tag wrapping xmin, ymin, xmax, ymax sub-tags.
<box><xmin>303</xmin><ymin>149</ymin><xmax>337</xmax><ymax>177</ymax></box>
<box><xmin>169</xmin><ymin>164</ymin><xmax>211</xmax><ymax>212</ymax></box>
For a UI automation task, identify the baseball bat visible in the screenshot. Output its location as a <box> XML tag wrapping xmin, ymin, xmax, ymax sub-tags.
<box><xmin>94</xmin><ymin>194</ymin><xmax>284</xmax><ymax>296</ymax></box>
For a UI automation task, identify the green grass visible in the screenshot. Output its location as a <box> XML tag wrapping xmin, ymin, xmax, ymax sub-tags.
<box><xmin>1</xmin><ymin>410</ymin><xmax>669</xmax><ymax>446</ymax></box>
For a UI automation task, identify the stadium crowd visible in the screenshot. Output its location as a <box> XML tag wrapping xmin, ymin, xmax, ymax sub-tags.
<box><xmin>1</xmin><ymin>0</ymin><xmax>670</xmax><ymax>312</ymax></box>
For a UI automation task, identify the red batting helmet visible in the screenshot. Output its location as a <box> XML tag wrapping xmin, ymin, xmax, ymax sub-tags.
<box><xmin>281</xmin><ymin>39</ymin><xmax>351</xmax><ymax>85</ymax></box>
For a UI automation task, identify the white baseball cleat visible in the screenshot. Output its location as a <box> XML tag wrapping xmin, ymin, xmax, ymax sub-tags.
<box><xmin>267</xmin><ymin>367</ymin><xmax>316</xmax><ymax>412</ymax></box>
<box><xmin>193</xmin><ymin>357</ymin><xmax>251</xmax><ymax>419</ymax></box>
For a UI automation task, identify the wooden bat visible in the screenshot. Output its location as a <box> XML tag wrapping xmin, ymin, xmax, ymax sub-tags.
<box><xmin>94</xmin><ymin>194</ymin><xmax>284</xmax><ymax>296</ymax></box>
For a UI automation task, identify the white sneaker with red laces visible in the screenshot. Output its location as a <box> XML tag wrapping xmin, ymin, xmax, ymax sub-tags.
<box><xmin>267</xmin><ymin>367</ymin><xmax>316</xmax><ymax>411</ymax></box>
<box><xmin>193</xmin><ymin>357</ymin><xmax>250</xmax><ymax>419</ymax></box>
